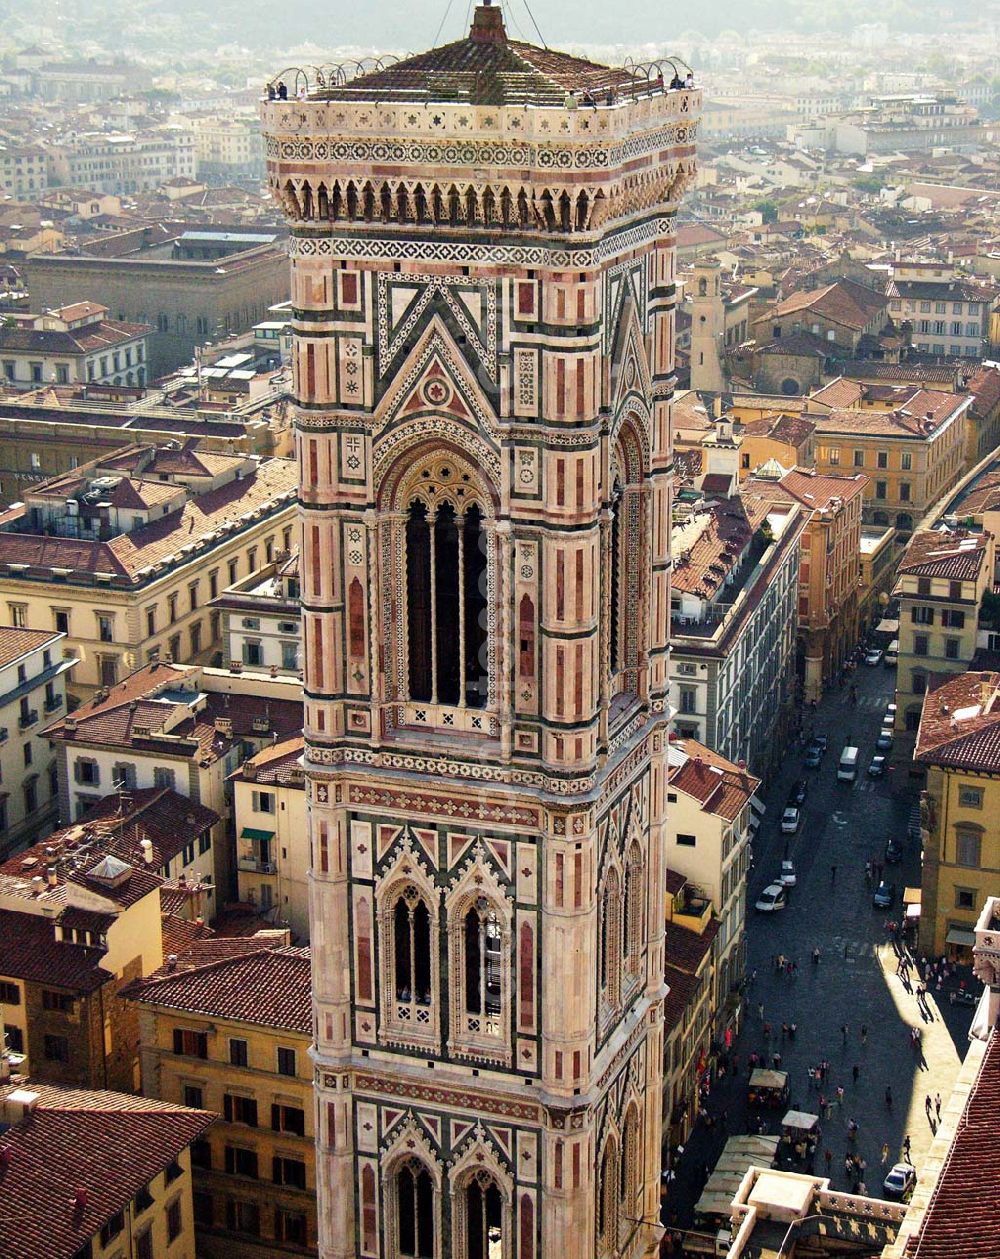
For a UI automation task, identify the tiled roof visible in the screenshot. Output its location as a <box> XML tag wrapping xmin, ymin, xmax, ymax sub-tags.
<box><xmin>887</xmin><ymin>278</ymin><xmax>990</xmax><ymax>303</ymax></box>
<box><xmin>663</xmin><ymin>963</ymin><xmax>702</xmax><ymax>1030</ymax></box>
<box><xmin>968</xmin><ymin>365</ymin><xmax>1000</xmax><ymax>419</ymax></box>
<box><xmin>664</xmin><ymin>916</ymin><xmax>719</xmax><ymax>974</ymax></box>
<box><xmin>839</xmin><ymin>360</ymin><xmax>959</xmax><ymax>385</ymax></box>
<box><xmin>0</xmin><ymin>457</ymin><xmax>296</xmax><ymax>585</ymax></box>
<box><xmin>899</xmin><ymin>529</ymin><xmax>990</xmax><ymax>581</ymax></box>
<box><xmin>1</xmin><ymin>842</ymin><xmax>163</xmax><ymax>910</ymax></box>
<box><xmin>668</xmin><ymin>737</ymin><xmax>761</xmax><ymax>821</ymax></box>
<box><xmin>810</xmin><ymin>377</ymin><xmax>865</xmax><ymax>408</ymax></box>
<box><xmin>915</xmin><ymin>671</ymin><xmax>1000</xmax><ymax>771</ymax></box>
<box><xmin>230</xmin><ymin>734</ymin><xmax>305</xmax><ymax>786</ymax></box>
<box><xmin>73</xmin><ymin>788</ymin><xmax>220</xmax><ymax>867</ymax></box>
<box><xmin>664</xmin><ymin>868</ymin><xmax>688</xmax><ymax>896</ymax></box>
<box><xmin>0</xmin><ymin>626</ymin><xmax>60</xmax><ymax>668</ymax></box>
<box><xmin>747</xmin><ymin>467</ymin><xmax>868</xmax><ymax>512</ymax></box>
<box><xmin>809</xmin><ymin>389</ymin><xmax>969</xmax><ymax>439</ymax></box>
<box><xmin>671</xmin><ymin>495</ymin><xmax>770</xmax><ymax>597</ymax></box>
<box><xmin>950</xmin><ymin>467</ymin><xmax>1000</xmax><ymax>517</ymax></box>
<box><xmin>767</xmin><ymin>414</ymin><xmax>817</xmax><ymax>448</ymax></box>
<box><xmin>0</xmin><ymin>319</ymin><xmax>149</xmax><ymax>356</ymax></box>
<box><xmin>0</xmin><ymin>1092</ymin><xmax>213</xmax><ymax>1259</ymax></box>
<box><xmin>908</xmin><ymin>1028</ymin><xmax>1000</xmax><ymax>1258</ymax></box>
<box><xmin>0</xmin><ymin>909</ymin><xmax>112</xmax><ymax>992</ymax></box>
<box><xmin>160</xmin><ymin>913</ymin><xmax>214</xmax><ymax>957</ymax></box>
<box><xmin>125</xmin><ymin>943</ymin><xmax>311</xmax><ymax>1033</ymax></box>
<box><xmin>754</xmin><ymin>331</ymin><xmax>835</xmax><ymax>359</ymax></box>
<box><xmin>317</xmin><ymin>9</ymin><xmax>643</xmax><ymax>107</ymax></box>
<box><xmin>762</xmin><ymin>279</ymin><xmax>889</xmax><ymax>331</ymax></box>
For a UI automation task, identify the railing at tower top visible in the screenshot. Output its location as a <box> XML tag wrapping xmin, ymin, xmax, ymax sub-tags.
<box><xmin>262</xmin><ymin>53</ymin><xmax>697</xmax><ymax>106</ymax></box>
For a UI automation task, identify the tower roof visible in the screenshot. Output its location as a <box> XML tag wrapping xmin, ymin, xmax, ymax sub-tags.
<box><xmin>320</xmin><ymin>3</ymin><xmax>639</xmax><ymax>107</ymax></box>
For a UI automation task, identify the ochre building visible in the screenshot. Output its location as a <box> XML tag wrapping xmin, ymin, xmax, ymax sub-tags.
<box><xmin>262</xmin><ymin>7</ymin><xmax>700</xmax><ymax>1257</ymax></box>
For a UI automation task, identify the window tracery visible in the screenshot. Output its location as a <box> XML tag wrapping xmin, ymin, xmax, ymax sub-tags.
<box><xmin>446</xmin><ymin>852</ymin><xmax>513</xmax><ymax>1065</ymax></box>
<box><xmin>376</xmin><ymin>844</ymin><xmax>441</xmax><ymax>1051</ymax></box>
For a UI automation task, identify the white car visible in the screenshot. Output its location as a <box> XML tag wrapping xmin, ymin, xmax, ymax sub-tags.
<box><xmin>883</xmin><ymin>1162</ymin><xmax>916</xmax><ymax>1200</ymax></box>
<box><xmin>780</xmin><ymin>807</ymin><xmax>801</xmax><ymax>835</ymax></box>
<box><xmin>865</xmin><ymin>647</ymin><xmax>884</xmax><ymax>665</ymax></box>
<box><xmin>755</xmin><ymin>884</ymin><xmax>787</xmax><ymax>913</ymax></box>
<box><xmin>779</xmin><ymin>859</ymin><xmax>797</xmax><ymax>887</ymax></box>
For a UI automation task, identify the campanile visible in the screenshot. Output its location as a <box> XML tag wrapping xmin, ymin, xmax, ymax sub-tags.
<box><xmin>263</xmin><ymin>10</ymin><xmax>699</xmax><ymax>1255</ymax></box>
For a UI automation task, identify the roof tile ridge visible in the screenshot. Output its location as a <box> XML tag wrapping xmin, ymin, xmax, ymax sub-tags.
<box><xmin>126</xmin><ymin>938</ymin><xmax>279</xmax><ymax>993</ymax></box>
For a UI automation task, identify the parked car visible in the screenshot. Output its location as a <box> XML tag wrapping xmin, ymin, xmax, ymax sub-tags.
<box><xmin>884</xmin><ymin>702</ymin><xmax>897</xmax><ymax>722</ymax></box>
<box><xmin>868</xmin><ymin>755</ymin><xmax>886</xmax><ymax>778</ymax></box>
<box><xmin>755</xmin><ymin>884</ymin><xmax>787</xmax><ymax>913</ymax></box>
<box><xmin>884</xmin><ymin>640</ymin><xmax>899</xmax><ymax>667</ymax></box>
<box><xmin>780</xmin><ymin>806</ymin><xmax>801</xmax><ymax>835</ymax></box>
<box><xmin>804</xmin><ymin>744</ymin><xmax>823</xmax><ymax>769</ymax></box>
<box><xmin>885</xmin><ymin>837</ymin><xmax>904</xmax><ymax>864</ymax></box>
<box><xmin>779</xmin><ymin>859</ymin><xmax>797</xmax><ymax>887</ymax></box>
<box><xmin>950</xmin><ymin>987</ymin><xmax>979</xmax><ymax>1007</ymax></box>
<box><xmin>883</xmin><ymin>1163</ymin><xmax>916</xmax><ymax>1201</ymax></box>
<box><xmin>865</xmin><ymin>647</ymin><xmax>884</xmax><ymax>666</ymax></box>
<box><xmin>787</xmin><ymin>780</ymin><xmax>808</xmax><ymax>806</ymax></box>
<box><xmin>876</xmin><ymin>730</ymin><xmax>894</xmax><ymax>752</ymax></box>
<box><xmin>873</xmin><ymin>880</ymin><xmax>896</xmax><ymax>909</ymax></box>
<box><xmin>811</xmin><ymin>734</ymin><xmax>828</xmax><ymax>752</ymax></box>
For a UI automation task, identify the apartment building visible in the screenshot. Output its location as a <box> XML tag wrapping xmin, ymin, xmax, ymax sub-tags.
<box><xmin>886</xmin><ymin>260</ymin><xmax>995</xmax><ymax>359</ymax></box>
<box><xmin>230</xmin><ymin>736</ymin><xmax>307</xmax><ymax>939</ymax></box>
<box><xmin>893</xmin><ymin>528</ymin><xmax>994</xmax><ymax>735</ymax></box>
<box><xmin>670</xmin><ymin>491</ymin><xmax>806</xmax><ymax>773</ymax></box>
<box><xmin>0</xmin><ymin>626</ymin><xmax>75</xmax><ymax>858</ymax></box>
<box><xmin>48</xmin><ymin>129</ymin><xmax>196</xmax><ymax>197</ymax></box>
<box><xmin>808</xmin><ymin>383</ymin><xmax>970</xmax><ymax>533</ymax></box>
<box><xmin>0</xmin><ymin>1082</ymin><xmax>212</xmax><ymax>1259</ymax></box>
<box><xmin>210</xmin><ymin>550</ymin><xmax>301</xmax><ymax>674</ymax></box>
<box><xmin>745</xmin><ymin>467</ymin><xmax>867</xmax><ymax>700</ymax></box>
<box><xmin>0</xmin><ymin>145</ymin><xmax>48</xmax><ymax>198</ymax></box>
<box><xmin>0</xmin><ymin>302</ymin><xmax>151</xmax><ymax>391</ymax></box>
<box><xmin>0</xmin><ymin>846</ymin><xmax>162</xmax><ymax>1089</ymax></box>
<box><xmin>0</xmin><ymin>443</ymin><xmax>297</xmax><ymax>694</ymax></box>
<box><xmin>127</xmin><ymin>940</ymin><xmax>316</xmax><ymax>1258</ymax></box>
<box><xmin>914</xmin><ymin>671</ymin><xmax>1000</xmax><ymax>959</ymax></box>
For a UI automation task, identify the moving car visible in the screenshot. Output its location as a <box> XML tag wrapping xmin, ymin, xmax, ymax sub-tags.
<box><xmin>868</xmin><ymin>755</ymin><xmax>886</xmax><ymax>778</ymax></box>
<box><xmin>883</xmin><ymin>1163</ymin><xmax>916</xmax><ymax>1201</ymax></box>
<box><xmin>755</xmin><ymin>884</ymin><xmax>787</xmax><ymax>913</ymax></box>
<box><xmin>876</xmin><ymin>730</ymin><xmax>894</xmax><ymax>752</ymax></box>
<box><xmin>885</xmin><ymin>837</ymin><xmax>903</xmax><ymax>864</ymax></box>
<box><xmin>865</xmin><ymin>647</ymin><xmax>884</xmax><ymax>666</ymax></box>
<box><xmin>781</xmin><ymin>807</ymin><xmax>801</xmax><ymax>834</ymax></box>
<box><xmin>787</xmin><ymin>780</ymin><xmax>808</xmax><ymax>806</ymax></box>
<box><xmin>873</xmin><ymin>880</ymin><xmax>895</xmax><ymax>909</ymax></box>
<box><xmin>779</xmin><ymin>859</ymin><xmax>797</xmax><ymax>887</ymax></box>
<box><xmin>838</xmin><ymin>746</ymin><xmax>860</xmax><ymax>782</ymax></box>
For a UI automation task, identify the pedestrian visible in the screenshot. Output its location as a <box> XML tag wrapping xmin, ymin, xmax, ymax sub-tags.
<box><xmin>865</xmin><ymin>859</ymin><xmax>872</xmax><ymax>884</ymax></box>
<box><xmin>781</xmin><ymin>1023</ymin><xmax>788</xmax><ymax>1042</ymax></box>
<box><xmin>925</xmin><ymin>1094</ymin><xmax>932</xmax><ymax>1114</ymax></box>
<box><xmin>836</xmin><ymin>1086</ymin><xmax>844</xmax><ymax>1106</ymax></box>
<box><xmin>772</xmin><ymin>1052</ymin><xmax>782</xmax><ymax>1070</ymax></box>
<box><xmin>807</xmin><ymin>1066</ymin><xmax>815</xmax><ymax>1090</ymax></box>
<box><xmin>902</xmin><ymin>1135</ymin><xmax>911</xmax><ymax>1160</ymax></box>
<box><xmin>853</xmin><ymin>1064</ymin><xmax>860</xmax><ymax>1084</ymax></box>
<box><xmin>841</xmin><ymin>1023</ymin><xmax>849</xmax><ymax>1045</ymax></box>
<box><xmin>789</xmin><ymin>1022</ymin><xmax>797</xmax><ymax>1041</ymax></box>
<box><xmin>820</xmin><ymin>1059</ymin><xmax>829</xmax><ymax>1081</ymax></box>
<box><xmin>885</xmin><ymin>1086</ymin><xmax>892</xmax><ymax>1110</ymax></box>
<box><xmin>818</xmin><ymin>1092</ymin><xmax>826</xmax><ymax>1114</ymax></box>
<box><xmin>881</xmin><ymin>1142</ymin><xmax>890</xmax><ymax>1166</ymax></box>
<box><xmin>831</xmin><ymin>864</ymin><xmax>837</xmax><ymax>883</ymax></box>
<box><xmin>861</xmin><ymin>1024</ymin><xmax>868</xmax><ymax>1046</ymax></box>
<box><xmin>763</xmin><ymin>1022</ymin><xmax>772</xmax><ymax>1040</ymax></box>
<box><xmin>858</xmin><ymin>1180</ymin><xmax>867</xmax><ymax>1196</ymax></box>
<box><xmin>758</xmin><ymin>1002</ymin><xmax>765</xmax><ymax>1021</ymax></box>
<box><xmin>812</xmin><ymin>946</ymin><xmax>820</xmax><ymax>964</ymax></box>
<box><xmin>824</xmin><ymin>1148</ymin><xmax>833</xmax><ymax>1172</ymax></box>
<box><xmin>935</xmin><ymin>1092</ymin><xmax>941</xmax><ymax>1119</ymax></box>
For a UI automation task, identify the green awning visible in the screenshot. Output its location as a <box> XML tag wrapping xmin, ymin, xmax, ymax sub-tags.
<box><xmin>240</xmin><ymin>827</ymin><xmax>275</xmax><ymax>842</ymax></box>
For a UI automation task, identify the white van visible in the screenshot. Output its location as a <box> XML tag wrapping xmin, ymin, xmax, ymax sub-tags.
<box><xmin>884</xmin><ymin>640</ymin><xmax>899</xmax><ymax>667</ymax></box>
<box><xmin>838</xmin><ymin>746</ymin><xmax>860</xmax><ymax>782</ymax></box>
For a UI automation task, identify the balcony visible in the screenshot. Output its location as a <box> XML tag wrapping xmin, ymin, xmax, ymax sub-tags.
<box><xmin>238</xmin><ymin>856</ymin><xmax>276</xmax><ymax>875</ymax></box>
<box><xmin>0</xmin><ymin>727</ymin><xmax>7</xmax><ymax>745</ymax></box>
<box><xmin>18</xmin><ymin>709</ymin><xmax>38</xmax><ymax>730</ymax></box>
<box><xmin>44</xmin><ymin>693</ymin><xmax>63</xmax><ymax>713</ymax></box>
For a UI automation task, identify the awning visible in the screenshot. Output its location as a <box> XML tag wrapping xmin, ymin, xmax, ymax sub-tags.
<box><xmin>877</xmin><ymin>617</ymin><xmax>899</xmax><ymax>634</ymax></box>
<box><xmin>906</xmin><ymin>903</ymin><xmax>921</xmax><ymax>920</ymax></box>
<box><xmin>240</xmin><ymin>827</ymin><xmax>275</xmax><ymax>842</ymax></box>
<box><xmin>903</xmin><ymin>887</ymin><xmax>922</xmax><ymax>906</ymax></box>
<box><xmin>749</xmin><ymin>795</ymin><xmax>766</xmax><ymax>817</ymax></box>
<box><xmin>946</xmin><ymin>927</ymin><xmax>976</xmax><ymax>947</ymax></box>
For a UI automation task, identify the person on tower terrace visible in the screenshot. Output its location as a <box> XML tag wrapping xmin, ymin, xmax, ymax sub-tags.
<box><xmin>685</xmin><ymin>69</ymin><xmax>695</xmax><ymax>87</ymax></box>
<box><xmin>669</xmin><ymin>71</ymin><xmax>684</xmax><ymax>89</ymax></box>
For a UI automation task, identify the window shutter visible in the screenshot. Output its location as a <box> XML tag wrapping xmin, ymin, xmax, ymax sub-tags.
<box><xmin>223</xmin><ymin>1094</ymin><xmax>233</xmax><ymax>1122</ymax></box>
<box><xmin>173</xmin><ymin>1029</ymin><xmax>183</xmax><ymax>1054</ymax></box>
<box><xmin>271</xmin><ymin>1103</ymin><xmax>281</xmax><ymax>1131</ymax></box>
<box><xmin>272</xmin><ymin>1155</ymin><xmax>282</xmax><ymax>1184</ymax></box>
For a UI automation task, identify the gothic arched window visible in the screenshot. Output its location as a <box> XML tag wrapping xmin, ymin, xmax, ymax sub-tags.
<box><xmin>621</xmin><ymin>1106</ymin><xmax>640</xmax><ymax>1221</ymax></box>
<box><xmin>597</xmin><ymin>1139</ymin><xmax>620</xmax><ymax>1255</ymax></box>
<box><xmin>396</xmin><ymin>1159</ymin><xmax>435</xmax><ymax>1258</ymax></box>
<box><xmin>625</xmin><ymin>842</ymin><xmax>644</xmax><ymax>977</ymax></box>
<box><xmin>599</xmin><ymin>868</ymin><xmax>623</xmax><ymax>1013</ymax></box>
<box><xmin>463</xmin><ymin>1172</ymin><xmax>503</xmax><ymax>1259</ymax></box>
<box><xmin>391</xmin><ymin>887</ymin><xmax>432</xmax><ymax>1017</ymax></box>
<box><xmin>609</xmin><ymin>482</ymin><xmax>623</xmax><ymax>677</ymax></box>
<box><xmin>464</xmin><ymin>902</ymin><xmax>502</xmax><ymax>1029</ymax></box>
<box><xmin>404</xmin><ymin>496</ymin><xmax>489</xmax><ymax>709</ymax></box>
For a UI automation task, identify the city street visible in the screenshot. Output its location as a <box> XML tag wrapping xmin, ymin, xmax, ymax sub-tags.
<box><xmin>664</xmin><ymin>658</ymin><xmax>979</xmax><ymax>1235</ymax></box>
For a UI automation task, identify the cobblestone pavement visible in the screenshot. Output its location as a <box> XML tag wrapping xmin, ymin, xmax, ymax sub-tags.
<box><xmin>663</xmin><ymin>661</ymin><xmax>979</xmax><ymax>1240</ymax></box>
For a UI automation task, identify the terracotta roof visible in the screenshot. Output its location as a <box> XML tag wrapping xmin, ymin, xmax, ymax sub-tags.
<box><xmin>915</xmin><ymin>671</ymin><xmax>1000</xmax><ymax>771</ymax></box>
<box><xmin>760</xmin><ymin>278</ymin><xmax>889</xmax><ymax>332</ymax></box>
<box><xmin>899</xmin><ymin>529</ymin><xmax>991</xmax><ymax>581</ymax></box>
<box><xmin>315</xmin><ymin>8</ymin><xmax>645</xmax><ymax>107</ymax></box>
<box><xmin>664</xmin><ymin>868</ymin><xmax>688</xmax><ymax>896</ymax></box>
<box><xmin>0</xmin><ymin>319</ymin><xmax>149</xmax><ymax>356</ymax></box>
<box><xmin>73</xmin><ymin>787</ymin><xmax>220</xmax><ymax>868</ymax></box>
<box><xmin>767</xmin><ymin>414</ymin><xmax>816</xmax><ymax>448</ymax></box>
<box><xmin>908</xmin><ymin>1028</ymin><xmax>1000</xmax><ymax>1258</ymax></box>
<box><xmin>0</xmin><ymin>842</ymin><xmax>162</xmax><ymax>910</ymax></box>
<box><xmin>754</xmin><ymin>330</ymin><xmax>835</xmax><ymax>359</ymax></box>
<box><xmin>230</xmin><ymin>734</ymin><xmax>305</xmax><ymax>786</ymax></box>
<box><xmin>839</xmin><ymin>360</ymin><xmax>959</xmax><ymax>385</ymax></box>
<box><xmin>677</xmin><ymin>223</ymin><xmax>728</xmax><ymax>248</ymax></box>
<box><xmin>671</xmin><ymin>496</ymin><xmax>770</xmax><ymax>597</ymax></box>
<box><xmin>0</xmin><ymin>626</ymin><xmax>60</xmax><ymax>669</ymax></box>
<box><xmin>160</xmin><ymin>912</ymin><xmax>214</xmax><ymax>956</ymax></box>
<box><xmin>0</xmin><ymin>1092</ymin><xmax>213</xmax><ymax>1259</ymax></box>
<box><xmin>0</xmin><ymin>909</ymin><xmax>112</xmax><ymax>992</ymax></box>
<box><xmin>669</xmin><ymin>737</ymin><xmax>761</xmax><ymax>821</ymax></box>
<box><xmin>887</xmin><ymin>278</ymin><xmax>990</xmax><ymax>304</ymax></box>
<box><xmin>125</xmin><ymin>943</ymin><xmax>311</xmax><ymax>1033</ymax></box>
<box><xmin>810</xmin><ymin>390</ymin><xmax>969</xmax><ymax>439</ymax></box>
<box><xmin>664</xmin><ymin>916</ymin><xmax>719</xmax><ymax>974</ymax></box>
<box><xmin>950</xmin><ymin>468</ymin><xmax>1000</xmax><ymax>517</ymax></box>
<box><xmin>968</xmin><ymin>365</ymin><xmax>1000</xmax><ymax>419</ymax></box>
<box><xmin>747</xmin><ymin>467</ymin><xmax>868</xmax><ymax>512</ymax></box>
<box><xmin>663</xmin><ymin>963</ymin><xmax>702</xmax><ymax>1030</ymax></box>
<box><xmin>810</xmin><ymin>377</ymin><xmax>865</xmax><ymax>408</ymax></box>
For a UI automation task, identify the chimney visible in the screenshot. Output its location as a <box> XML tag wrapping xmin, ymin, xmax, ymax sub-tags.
<box><xmin>165</xmin><ymin>953</ymin><xmax>178</xmax><ymax>971</ymax></box>
<box><xmin>30</xmin><ymin>875</ymin><xmax>44</xmax><ymax>897</ymax></box>
<box><xmin>45</xmin><ymin>864</ymin><xmax>58</xmax><ymax>887</ymax></box>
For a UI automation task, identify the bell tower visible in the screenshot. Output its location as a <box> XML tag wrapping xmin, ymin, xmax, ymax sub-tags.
<box><xmin>263</xmin><ymin>14</ymin><xmax>699</xmax><ymax>1258</ymax></box>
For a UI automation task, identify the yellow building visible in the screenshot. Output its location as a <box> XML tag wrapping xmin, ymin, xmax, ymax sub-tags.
<box><xmin>0</xmin><ymin>1081</ymin><xmax>213</xmax><ymax>1259</ymax></box>
<box><xmin>893</xmin><ymin>529</ymin><xmax>994</xmax><ymax>737</ymax></box>
<box><xmin>914</xmin><ymin>670</ymin><xmax>1000</xmax><ymax>958</ymax></box>
<box><xmin>0</xmin><ymin>444</ymin><xmax>297</xmax><ymax>696</ymax></box>
<box><xmin>736</xmin><ymin>412</ymin><xmax>817</xmax><ymax>478</ymax></box>
<box><xmin>858</xmin><ymin>522</ymin><xmax>898</xmax><ymax>635</ymax></box>
<box><xmin>807</xmin><ymin>382</ymin><xmax>970</xmax><ymax>533</ymax></box>
<box><xmin>230</xmin><ymin>735</ymin><xmax>308</xmax><ymax>940</ymax></box>
<box><xmin>127</xmin><ymin>939</ymin><xmax>316</xmax><ymax>1258</ymax></box>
